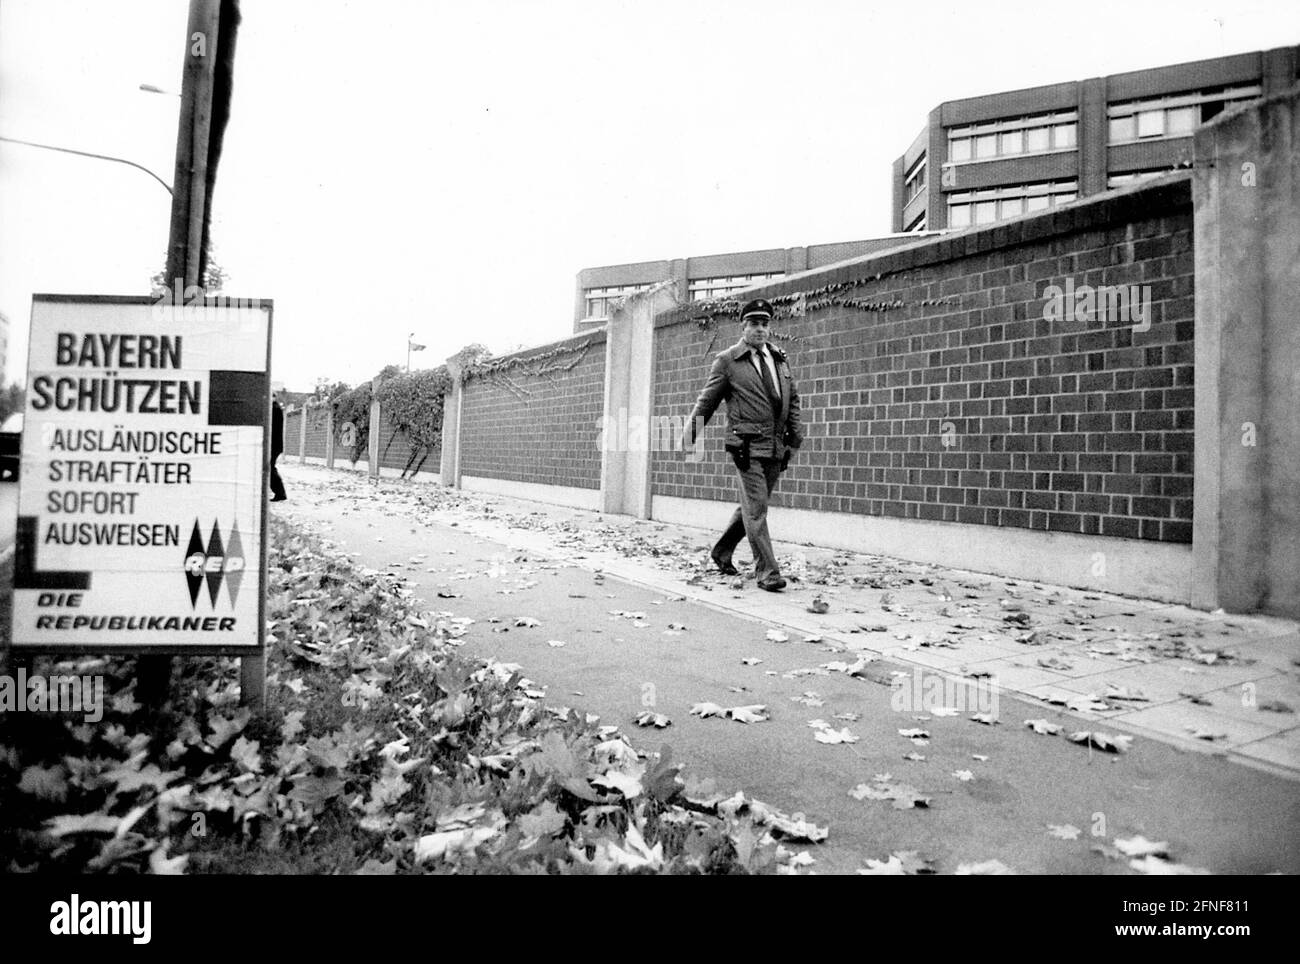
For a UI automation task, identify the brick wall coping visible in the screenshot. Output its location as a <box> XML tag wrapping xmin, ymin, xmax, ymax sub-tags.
<box><xmin>654</xmin><ymin>171</ymin><xmax>1193</xmax><ymax>330</ymax></box>
<box><xmin>463</xmin><ymin>327</ymin><xmax>607</xmax><ymax>379</ymax></box>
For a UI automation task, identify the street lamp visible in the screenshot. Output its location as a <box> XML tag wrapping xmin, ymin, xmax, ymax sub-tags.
<box><xmin>0</xmin><ymin>135</ymin><xmax>173</xmax><ymax>196</ymax></box>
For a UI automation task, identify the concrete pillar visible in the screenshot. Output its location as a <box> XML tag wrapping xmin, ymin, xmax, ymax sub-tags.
<box><xmin>1078</xmin><ymin>77</ymin><xmax>1108</xmax><ymax>198</ymax></box>
<box><xmin>367</xmin><ymin>390</ymin><xmax>381</xmax><ymax>480</ymax></box>
<box><xmin>668</xmin><ymin>258</ymin><xmax>689</xmax><ymax>306</ymax></box>
<box><xmin>324</xmin><ymin>406</ymin><xmax>335</xmax><ymax>469</ymax></box>
<box><xmin>600</xmin><ymin>282</ymin><xmax>677</xmax><ymax>518</ymax></box>
<box><xmin>438</xmin><ymin>357</ymin><xmax>464</xmax><ymax>488</ymax></box>
<box><xmin>1191</xmin><ymin>83</ymin><xmax>1300</xmax><ymax>617</ymax></box>
<box><xmin>297</xmin><ymin>405</ymin><xmax>306</xmax><ymax>463</ymax></box>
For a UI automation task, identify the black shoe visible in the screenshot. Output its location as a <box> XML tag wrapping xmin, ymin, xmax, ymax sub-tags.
<box><xmin>757</xmin><ymin>576</ymin><xmax>787</xmax><ymax>592</ymax></box>
<box><xmin>270</xmin><ymin>496</ymin><xmax>288</xmax><ymax>502</ymax></box>
<box><xmin>710</xmin><ymin>552</ymin><xmax>739</xmax><ymax>576</ymax></box>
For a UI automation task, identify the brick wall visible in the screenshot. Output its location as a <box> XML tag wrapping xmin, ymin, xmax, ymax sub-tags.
<box><xmin>377</xmin><ymin>412</ymin><xmax>440</xmax><ymax>475</ymax></box>
<box><xmin>651</xmin><ymin>177</ymin><xmax>1195</xmax><ymax>543</ymax></box>
<box><xmin>283</xmin><ymin>408</ymin><xmax>302</xmax><ymax>456</ymax></box>
<box><xmin>303</xmin><ymin>405</ymin><xmax>330</xmax><ymax>459</ymax></box>
<box><xmin>459</xmin><ymin>331</ymin><xmax>607</xmax><ymax>490</ymax></box>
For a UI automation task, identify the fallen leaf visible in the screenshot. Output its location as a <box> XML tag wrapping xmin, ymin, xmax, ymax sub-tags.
<box><xmin>898</xmin><ymin>728</ymin><xmax>930</xmax><ymax>739</ymax></box>
<box><xmin>633</xmin><ymin>711</ymin><xmax>671</xmax><ymax>728</ymax></box>
<box><xmin>741</xmin><ymin>658</ymin><xmax>763</xmax><ymax>666</ymax></box>
<box><xmin>149</xmin><ymin>845</ymin><xmax>188</xmax><ymax>875</ymax></box>
<box><xmin>1185</xmin><ymin>726</ymin><xmax>1227</xmax><ymax>741</ymax></box>
<box><xmin>956</xmin><ymin>859</ymin><xmax>1015</xmax><ymax>875</ymax></box>
<box><xmin>1068</xmin><ymin>731</ymin><xmax>1133</xmax><ymax>753</ymax></box>
<box><xmin>547</xmin><ymin>640</ymin><xmax>567</xmax><ymax>648</ymax></box>
<box><xmin>765</xmin><ymin>629</ymin><xmax>790</xmax><ymax>643</ymax></box>
<box><xmin>1047</xmin><ymin>824</ymin><xmax>1081</xmax><ymax>840</ymax></box>
<box><xmin>813</xmin><ymin>727</ymin><xmax>859</xmax><ymax>745</ymax></box>
<box><xmin>1025</xmin><ymin>719</ymin><xmax>1063</xmax><ymax>736</ymax></box>
<box><xmin>951</xmin><ymin>770</ymin><xmax>974</xmax><ymax>781</ymax></box>
<box><xmin>1129</xmin><ymin>855</ymin><xmax>1210</xmax><ymax>875</ymax></box>
<box><xmin>969</xmin><ymin>713</ymin><xmax>999</xmax><ymax>725</ymax></box>
<box><xmin>1114</xmin><ymin>835</ymin><xmax>1169</xmax><ymax>858</ymax></box>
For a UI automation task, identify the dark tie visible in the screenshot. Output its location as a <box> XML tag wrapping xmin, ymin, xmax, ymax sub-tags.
<box><xmin>758</xmin><ymin>348</ymin><xmax>780</xmax><ymax>411</ymax></box>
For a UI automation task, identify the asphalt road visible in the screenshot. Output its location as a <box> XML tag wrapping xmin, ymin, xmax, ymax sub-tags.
<box><xmin>283</xmin><ymin>494</ymin><xmax>1300</xmax><ymax>876</ymax></box>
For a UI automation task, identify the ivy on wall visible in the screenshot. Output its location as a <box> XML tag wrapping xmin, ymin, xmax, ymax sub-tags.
<box><xmin>461</xmin><ymin>340</ymin><xmax>593</xmax><ymax>400</ymax></box>
<box><xmin>331</xmin><ymin>382</ymin><xmax>372</xmax><ymax>465</ymax></box>
<box><xmin>374</xmin><ymin>368</ymin><xmax>451</xmax><ymax>477</ymax></box>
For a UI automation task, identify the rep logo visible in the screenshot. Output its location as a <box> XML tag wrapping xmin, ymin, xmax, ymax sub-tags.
<box><xmin>184</xmin><ymin>520</ymin><xmax>245</xmax><ymax>608</ymax></box>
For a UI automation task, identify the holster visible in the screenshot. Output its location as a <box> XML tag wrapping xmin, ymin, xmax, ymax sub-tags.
<box><xmin>726</xmin><ymin>436</ymin><xmax>752</xmax><ymax>472</ymax></box>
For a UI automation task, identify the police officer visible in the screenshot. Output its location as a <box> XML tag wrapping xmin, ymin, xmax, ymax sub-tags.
<box><xmin>686</xmin><ymin>299</ymin><xmax>803</xmax><ymax>591</ymax></box>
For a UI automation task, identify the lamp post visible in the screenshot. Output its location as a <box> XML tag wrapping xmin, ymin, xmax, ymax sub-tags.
<box><xmin>0</xmin><ymin>135</ymin><xmax>173</xmax><ymax>196</ymax></box>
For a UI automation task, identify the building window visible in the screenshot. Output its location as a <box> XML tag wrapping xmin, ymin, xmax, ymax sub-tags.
<box><xmin>688</xmin><ymin>273</ymin><xmax>785</xmax><ymax>302</ymax></box>
<box><xmin>947</xmin><ymin>110</ymin><xmax>1078</xmax><ymax>164</ymax></box>
<box><xmin>947</xmin><ymin>180</ymin><xmax>1078</xmax><ymax>227</ymax></box>
<box><xmin>906</xmin><ymin>211</ymin><xmax>927</xmax><ymax>232</ymax></box>
<box><xmin>584</xmin><ymin>283</ymin><xmax>653</xmax><ymax>319</ymax></box>
<box><xmin>1107</xmin><ymin>84</ymin><xmax>1262</xmax><ymax>144</ymax></box>
<box><xmin>904</xmin><ymin>155</ymin><xmax>927</xmax><ymax>203</ymax></box>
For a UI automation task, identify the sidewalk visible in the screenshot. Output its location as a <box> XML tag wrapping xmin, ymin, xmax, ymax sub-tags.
<box><xmin>281</xmin><ymin>461</ymin><xmax>1300</xmax><ymax>779</ymax></box>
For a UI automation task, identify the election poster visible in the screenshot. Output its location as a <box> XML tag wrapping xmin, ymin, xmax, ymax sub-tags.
<box><xmin>8</xmin><ymin>294</ymin><xmax>273</xmax><ymax>653</ymax></box>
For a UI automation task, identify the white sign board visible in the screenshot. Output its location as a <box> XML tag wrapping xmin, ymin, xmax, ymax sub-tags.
<box><xmin>9</xmin><ymin>294</ymin><xmax>273</xmax><ymax>653</ymax></box>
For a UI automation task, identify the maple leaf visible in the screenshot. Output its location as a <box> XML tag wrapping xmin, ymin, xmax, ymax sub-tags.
<box><xmin>206</xmin><ymin>710</ymin><xmax>250</xmax><ymax>749</ymax></box>
<box><xmin>903</xmin><ymin>752</ymin><xmax>927</xmax><ymax>762</ymax></box>
<box><xmin>1113</xmin><ymin>834</ymin><xmax>1168</xmax><ymax>858</ymax></box>
<box><xmin>858</xmin><ymin>854</ymin><xmax>907</xmax><ymax>874</ymax></box>
<box><xmin>1025</xmin><ymin>719</ymin><xmax>1063</xmax><ymax>736</ymax></box>
<box><xmin>591</xmin><ymin>770</ymin><xmax>643</xmax><ymax>798</ymax></box>
<box><xmin>741</xmin><ymin>658</ymin><xmax>763</xmax><ymax>666</ymax></box>
<box><xmin>149</xmin><ymin>845</ymin><xmax>188</xmax><ymax>876</ymax></box>
<box><xmin>955</xmin><ymin>859</ymin><xmax>1015</xmax><ymax>874</ymax></box>
<box><xmin>898</xmin><ymin>728</ymin><xmax>929</xmax><ymax>739</ymax></box>
<box><xmin>1185</xmin><ymin>726</ymin><xmax>1227</xmax><ymax>741</ymax></box>
<box><xmin>808</xmin><ymin>596</ymin><xmax>830</xmax><ymax>614</ymax></box>
<box><xmin>547</xmin><ymin>640</ymin><xmax>567</xmax><ymax>648</ymax></box>
<box><xmin>969</xmin><ymin>712</ymin><xmax>999</xmax><ymax>725</ymax></box>
<box><xmin>416</xmin><ymin>825</ymin><xmax>500</xmax><ymax>863</ymax></box>
<box><xmin>1067</xmin><ymin>731</ymin><xmax>1133</xmax><ymax>753</ymax></box>
<box><xmin>814</xmin><ymin>727</ymin><xmax>858</xmax><ymax>745</ymax></box>
<box><xmin>106</xmin><ymin>762</ymin><xmax>182</xmax><ymax>794</ymax></box>
<box><xmin>1129</xmin><ymin>855</ymin><xmax>1210</xmax><ymax>875</ymax></box>
<box><xmin>765</xmin><ymin>629</ymin><xmax>790</xmax><ymax>643</ymax></box>
<box><xmin>727</xmin><ymin>705</ymin><xmax>770</xmax><ymax>724</ymax></box>
<box><xmin>280</xmin><ymin>710</ymin><xmax>306</xmax><ymax>743</ymax></box>
<box><xmin>1066</xmin><ymin>695</ymin><xmax>1116</xmax><ymax>713</ymax></box>
<box><xmin>518</xmin><ymin>801</ymin><xmax>567</xmax><ymax>839</ymax></box>
<box><xmin>951</xmin><ymin>770</ymin><xmax>974</xmax><ymax>781</ymax></box>
<box><xmin>19</xmin><ymin>764</ymin><xmax>69</xmax><ymax>802</ymax></box>
<box><xmin>849</xmin><ymin>779</ymin><xmax>931</xmax><ymax>809</ymax></box>
<box><xmin>634</xmin><ymin>711</ymin><xmax>671</xmax><ymax>728</ymax></box>
<box><xmin>930</xmin><ymin>707</ymin><xmax>959</xmax><ymax>717</ymax></box>
<box><xmin>1047</xmin><ymin>824</ymin><xmax>1081</xmax><ymax>840</ymax></box>
<box><xmin>514</xmin><ymin>617</ymin><xmax>540</xmax><ymax>628</ymax></box>
<box><xmin>229</xmin><ymin>736</ymin><xmax>263</xmax><ymax>774</ymax></box>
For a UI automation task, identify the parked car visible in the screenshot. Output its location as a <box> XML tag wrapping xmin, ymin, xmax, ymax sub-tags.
<box><xmin>0</xmin><ymin>412</ymin><xmax>21</xmax><ymax>481</ymax></box>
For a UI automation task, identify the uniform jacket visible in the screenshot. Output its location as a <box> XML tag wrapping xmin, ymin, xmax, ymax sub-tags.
<box><xmin>687</xmin><ymin>340</ymin><xmax>803</xmax><ymax>460</ymax></box>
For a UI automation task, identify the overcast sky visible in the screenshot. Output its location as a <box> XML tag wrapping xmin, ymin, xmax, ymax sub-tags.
<box><xmin>1</xmin><ymin>0</ymin><xmax>1296</xmax><ymax>391</ymax></box>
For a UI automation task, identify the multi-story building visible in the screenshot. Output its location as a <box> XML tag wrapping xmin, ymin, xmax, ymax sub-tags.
<box><xmin>574</xmin><ymin>235</ymin><xmax>939</xmax><ymax>331</ymax></box>
<box><xmin>892</xmin><ymin>46</ymin><xmax>1299</xmax><ymax>232</ymax></box>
